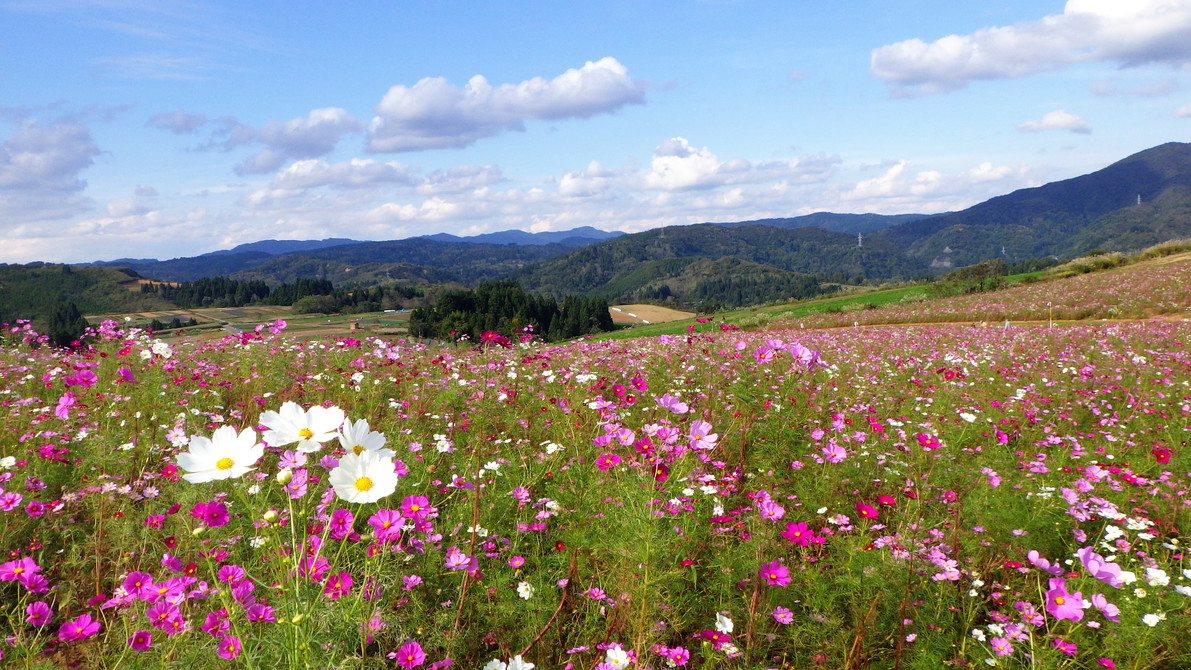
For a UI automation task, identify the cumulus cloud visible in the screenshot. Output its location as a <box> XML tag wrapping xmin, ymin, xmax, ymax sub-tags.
<box><xmin>237</xmin><ymin>107</ymin><xmax>364</xmax><ymax>174</ymax></box>
<box><xmin>642</xmin><ymin>137</ymin><xmax>839</xmax><ymax>191</ymax></box>
<box><xmin>0</xmin><ymin>119</ymin><xmax>100</xmax><ymax>222</ymax></box>
<box><xmin>367</xmin><ymin>57</ymin><xmax>646</xmax><ymax>152</ymax></box>
<box><xmin>871</xmin><ymin>0</ymin><xmax>1191</xmax><ymax>95</ymax></box>
<box><xmin>1016</xmin><ymin>109</ymin><xmax>1092</xmax><ymax>134</ymax></box>
<box><xmin>417</xmin><ymin>165</ymin><xmax>505</xmax><ymax>194</ymax></box>
<box><xmin>839</xmin><ymin>160</ymin><xmax>1034</xmax><ymax>212</ymax></box>
<box><xmin>146</xmin><ymin>109</ymin><xmax>208</xmax><ymax>134</ymax></box>
<box><xmin>271</xmin><ymin>158</ymin><xmax>414</xmax><ymax>190</ymax></box>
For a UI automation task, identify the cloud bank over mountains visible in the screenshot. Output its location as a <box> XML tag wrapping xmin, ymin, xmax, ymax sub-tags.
<box><xmin>871</xmin><ymin>0</ymin><xmax>1191</xmax><ymax>96</ymax></box>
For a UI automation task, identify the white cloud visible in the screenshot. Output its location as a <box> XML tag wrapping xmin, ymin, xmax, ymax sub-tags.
<box><xmin>271</xmin><ymin>158</ymin><xmax>414</xmax><ymax>190</ymax></box>
<box><xmin>1175</xmin><ymin>103</ymin><xmax>1191</xmax><ymax>117</ymax></box>
<box><xmin>839</xmin><ymin>160</ymin><xmax>1034</xmax><ymax>213</ymax></box>
<box><xmin>0</xmin><ymin>119</ymin><xmax>100</xmax><ymax>223</ymax></box>
<box><xmin>146</xmin><ymin>109</ymin><xmax>208</xmax><ymax>133</ymax></box>
<box><xmin>871</xmin><ymin>0</ymin><xmax>1191</xmax><ymax>95</ymax></box>
<box><xmin>237</xmin><ymin>107</ymin><xmax>364</xmax><ymax>174</ymax></box>
<box><xmin>417</xmin><ymin>165</ymin><xmax>505</xmax><ymax>194</ymax></box>
<box><xmin>642</xmin><ymin>137</ymin><xmax>839</xmax><ymax>191</ymax></box>
<box><xmin>367</xmin><ymin>57</ymin><xmax>646</xmax><ymax>152</ymax></box>
<box><xmin>1016</xmin><ymin>109</ymin><xmax>1092</xmax><ymax>134</ymax></box>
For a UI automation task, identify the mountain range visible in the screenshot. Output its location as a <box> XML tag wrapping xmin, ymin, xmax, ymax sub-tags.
<box><xmin>67</xmin><ymin>141</ymin><xmax>1191</xmax><ymax>302</ymax></box>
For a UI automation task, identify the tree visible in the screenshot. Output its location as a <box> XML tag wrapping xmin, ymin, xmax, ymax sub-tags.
<box><xmin>47</xmin><ymin>302</ymin><xmax>89</xmax><ymax>347</ymax></box>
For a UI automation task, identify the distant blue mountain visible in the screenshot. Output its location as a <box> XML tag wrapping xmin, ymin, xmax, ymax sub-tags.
<box><xmin>207</xmin><ymin>238</ymin><xmax>364</xmax><ymax>256</ymax></box>
<box><xmin>420</xmin><ymin>226</ymin><xmax>624</xmax><ymax>246</ymax></box>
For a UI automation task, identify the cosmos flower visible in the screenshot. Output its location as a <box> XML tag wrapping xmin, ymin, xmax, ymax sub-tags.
<box><xmin>329</xmin><ymin>450</ymin><xmax>398</xmax><ymax>504</ymax></box>
<box><xmin>1045</xmin><ymin>578</ymin><xmax>1083</xmax><ymax>622</ymax></box>
<box><xmin>175</xmin><ymin>426</ymin><xmax>263</xmax><ymax>484</ymax></box>
<box><xmin>759</xmin><ymin>560</ymin><xmax>791</xmax><ymax>587</ymax></box>
<box><xmin>260</xmin><ymin>401</ymin><xmax>346</xmax><ymax>453</ymax></box>
<box><xmin>396</xmin><ymin>640</ymin><xmax>426</xmax><ymax>669</ymax></box>
<box><xmin>338</xmin><ymin>418</ymin><xmax>395</xmax><ymax>457</ymax></box>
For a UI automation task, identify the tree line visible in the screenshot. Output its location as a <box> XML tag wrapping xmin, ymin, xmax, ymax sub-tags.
<box><xmin>408</xmin><ymin>281</ymin><xmax>615</xmax><ymax>342</ymax></box>
<box><xmin>142</xmin><ymin>277</ymin><xmax>421</xmax><ymax>314</ymax></box>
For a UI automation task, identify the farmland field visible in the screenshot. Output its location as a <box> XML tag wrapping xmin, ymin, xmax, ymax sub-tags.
<box><xmin>1</xmin><ymin>286</ymin><xmax>1189</xmax><ymax>668</ymax></box>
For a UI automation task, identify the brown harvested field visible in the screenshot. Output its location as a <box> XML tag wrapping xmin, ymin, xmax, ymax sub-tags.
<box><xmin>608</xmin><ymin>304</ymin><xmax>694</xmax><ymax>325</ymax></box>
<box><xmin>119</xmin><ymin>278</ymin><xmax>179</xmax><ymax>291</ymax></box>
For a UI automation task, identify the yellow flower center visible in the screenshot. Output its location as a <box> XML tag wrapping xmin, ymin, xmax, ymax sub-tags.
<box><xmin>354</xmin><ymin>477</ymin><xmax>373</xmax><ymax>492</ymax></box>
<box><xmin>299</xmin><ymin>428</ymin><xmax>314</xmax><ymax>439</ymax></box>
<box><xmin>353</xmin><ymin>445</ymin><xmax>364</xmax><ymax>455</ymax></box>
<box><xmin>216</xmin><ymin>457</ymin><xmax>234</xmax><ymax>470</ymax></box>
<box><xmin>1054</xmin><ymin>596</ymin><xmax>1065</xmax><ymax>605</ymax></box>
<box><xmin>410</xmin><ymin>504</ymin><xmax>420</xmax><ymax>512</ymax></box>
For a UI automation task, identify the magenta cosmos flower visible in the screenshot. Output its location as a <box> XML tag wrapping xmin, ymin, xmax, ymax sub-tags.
<box><xmin>217</xmin><ymin>635</ymin><xmax>241</xmax><ymax>660</ymax></box>
<box><xmin>396</xmin><ymin>640</ymin><xmax>426</xmax><ymax>669</ymax></box>
<box><xmin>759</xmin><ymin>560</ymin><xmax>791</xmax><ymax>587</ymax></box>
<box><xmin>58</xmin><ymin>614</ymin><xmax>101</xmax><ymax>641</ymax></box>
<box><xmin>1045</xmin><ymin>578</ymin><xmax>1084</xmax><ymax>622</ymax></box>
<box><xmin>781</xmin><ymin>521</ymin><xmax>811</xmax><ymax>546</ymax></box>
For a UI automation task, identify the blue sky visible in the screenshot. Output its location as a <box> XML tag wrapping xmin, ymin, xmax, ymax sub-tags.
<box><xmin>2</xmin><ymin>0</ymin><xmax>1190</xmax><ymax>263</ymax></box>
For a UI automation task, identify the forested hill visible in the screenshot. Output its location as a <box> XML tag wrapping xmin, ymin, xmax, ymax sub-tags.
<box><xmin>876</xmin><ymin>141</ymin><xmax>1191</xmax><ymax>267</ymax></box>
<box><xmin>510</xmin><ymin>223</ymin><xmax>929</xmax><ymax>300</ymax></box>
<box><xmin>0</xmin><ymin>264</ymin><xmax>171</xmax><ymax>326</ymax></box>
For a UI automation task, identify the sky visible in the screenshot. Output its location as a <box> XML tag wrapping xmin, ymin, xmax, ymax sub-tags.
<box><xmin>2</xmin><ymin>0</ymin><xmax>1191</xmax><ymax>264</ymax></box>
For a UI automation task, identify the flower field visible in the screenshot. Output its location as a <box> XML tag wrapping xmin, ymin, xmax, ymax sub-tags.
<box><xmin>792</xmin><ymin>251</ymin><xmax>1191</xmax><ymax>328</ymax></box>
<box><xmin>1</xmin><ymin>314</ymin><xmax>1189</xmax><ymax>669</ymax></box>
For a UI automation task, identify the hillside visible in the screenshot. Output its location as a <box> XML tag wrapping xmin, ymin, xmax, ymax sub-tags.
<box><xmin>0</xmin><ymin>264</ymin><xmax>172</xmax><ymax>326</ymax></box>
<box><xmin>511</xmin><ymin>223</ymin><xmax>929</xmax><ymax>301</ymax></box>
<box><xmin>718</xmin><ymin>212</ymin><xmax>932</xmax><ymax>234</ymax></box>
<box><xmin>877</xmin><ymin>141</ymin><xmax>1191</xmax><ymax>267</ymax></box>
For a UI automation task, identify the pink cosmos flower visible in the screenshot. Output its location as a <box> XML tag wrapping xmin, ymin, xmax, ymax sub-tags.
<box><xmin>397</xmin><ymin>640</ymin><xmax>427</xmax><ymax>668</ymax></box>
<box><xmin>58</xmin><ymin>614</ymin><xmax>102</xmax><ymax>641</ymax></box>
<box><xmin>688</xmin><ymin>421</ymin><xmax>718</xmax><ymax>450</ymax></box>
<box><xmin>667</xmin><ymin>646</ymin><xmax>690</xmax><ymax>665</ymax></box>
<box><xmin>759</xmin><ymin>560</ymin><xmax>791</xmax><ymax>587</ymax></box>
<box><xmin>990</xmin><ymin>637</ymin><xmax>1013</xmax><ymax>657</ymax></box>
<box><xmin>596</xmin><ymin>452</ymin><xmax>622</xmax><ymax>471</ymax></box>
<box><xmin>323</xmin><ymin>571</ymin><xmax>353</xmax><ymax>599</ymax></box>
<box><xmin>128</xmin><ymin>629</ymin><xmax>152</xmax><ymax>651</ymax></box>
<box><xmin>25</xmin><ymin>601</ymin><xmax>52</xmax><ymax>627</ymax></box>
<box><xmin>369</xmin><ymin>509</ymin><xmax>403</xmax><ymax>542</ymax></box>
<box><xmin>1045</xmin><ymin>578</ymin><xmax>1083</xmax><ymax>622</ymax></box>
<box><xmin>0</xmin><ymin>557</ymin><xmax>40</xmax><ymax>582</ymax></box>
<box><xmin>821</xmin><ymin>442</ymin><xmax>846</xmax><ymax>463</ymax></box>
<box><xmin>655</xmin><ymin>393</ymin><xmax>688</xmax><ymax>414</ymax></box>
<box><xmin>758</xmin><ymin>500</ymin><xmax>785</xmax><ymax>522</ymax></box>
<box><xmin>329</xmin><ymin>508</ymin><xmax>355</xmax><ymax>541</ymax></box>
<box><xmin>54</xmin><ymin>392</ymin><xmax>76</xmax><ymax>419</ymax></box>
<box><xmin>781</xmin><ymin>521</ymin><xmax>811</xmax><ymax>547</ymax></box>
<box><xmin>855</xmin><ymin>501</ymin><xmax>878</xmax><ymax>520</ymax></box>
<box><xmin>1052</xmin><ymin>638</ymin><xmax>1077</xmax><ymax>655</ymax></box>
<box><xmin>1076</xmin><ymin>546</ymin><xmax>1125</xmax><ymax>588</ymax></box>
<box><xmin>218</xmin><ymin>635</ymin><xmax>241</xmax><ymax>660</ymax></box>
<box><xmin>401</xmin><ymin>495</ymin><xmax>431</xmax><ymax>520</ymax></box>
<box><xmin>1089</xmin><ymin>593</ymin><xmax>1121</xmax><ymax>622</ymax></box>
<box><xmin>773</xmin><ymin>606</ymin><xmax>793</xmax><ymax>624</ymax></box>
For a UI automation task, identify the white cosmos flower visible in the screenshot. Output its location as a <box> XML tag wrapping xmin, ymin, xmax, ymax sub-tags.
<box><xmin>337</xmin><ymin>418</ymin><xmax>395</xmax><ymax>458</ymax></box>
<box><xmin>507</xmin><ymin>656</ymin><xmax>534</xmax><ymax>670</ymax></box>
<box><xmin>605</xmin><ymin>646</ymin><xmax>631</xmax><ymax>668</ymax></box>
<box><xmin>176</xmin><ymin>426</ymin><xmax>264</xmax><ymax>484</ymax></box>
<box><xmin>517</xmin><ymin>581</ymin><xmax>535</xmax><ymax>600</ymax></box>
<box><xmin>260</xmin><ymin>401</ymin><xmax>345</xmax><ymax>453</ymax></box>
<box><xmin>328</xmin><ymin>450</ymin><xmax>397</xmax><ymax>504</ymax></box>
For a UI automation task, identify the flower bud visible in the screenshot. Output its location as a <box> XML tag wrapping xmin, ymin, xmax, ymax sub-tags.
<box><xmin>276</xmin><ymin>468</ymin><xmax>293</xmax><ymax>484</ymax></box>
